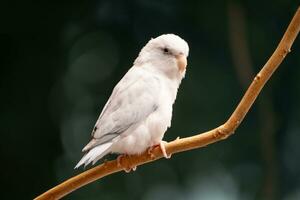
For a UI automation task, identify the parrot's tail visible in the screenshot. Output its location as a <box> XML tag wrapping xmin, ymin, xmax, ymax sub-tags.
<box><xmin>74</xmin><ymin>142</ymin><xmax>112</xmax><ymax>169</ymax></box>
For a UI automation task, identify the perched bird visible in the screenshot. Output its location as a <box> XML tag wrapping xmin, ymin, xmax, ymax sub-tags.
<box><xmin>75</xmin><ymin>34</ymin><xmax>189</xmax><ymax>169</ymax></box>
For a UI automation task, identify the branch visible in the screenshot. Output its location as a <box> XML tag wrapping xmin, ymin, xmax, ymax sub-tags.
<box><xmin>227</xmin><ymin>3</ymin><xmax>279</xmax><ymax>199</ymax></box>
<box><xmin>35</xmin><ymin>7</ymin><xmax>300</xmax><ymax>200</ymax></box>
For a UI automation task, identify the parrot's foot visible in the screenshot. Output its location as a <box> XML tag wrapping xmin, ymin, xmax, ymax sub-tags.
<box><xmin>117</xmin><ymin>154</ymin><xmax>137</xmax><ymax>173</ymax></box>
<box><xmin>159</xmin><ymin>141</ymin><xmax>171</xmax><ymax>159</ymax></box>
<box><xmin>147</xmin><ymin>146</ymin><xmax>156</xmax><ymax>160</ymax></box>
<box><xmin>147</xmin><ymin>141</ymin><xmax>171</xmax><ymax>159</ymax></box>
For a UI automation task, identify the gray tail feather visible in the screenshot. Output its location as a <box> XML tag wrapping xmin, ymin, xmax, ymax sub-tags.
<box><xmin>75</xmin><ymin>142</ymin><xmax>113</xmax><ymax>169</ymax></box>
<box><xmin>82</xmin><ymin>138</ymin><xmax>98</xmax><ymax>152</ymax></box>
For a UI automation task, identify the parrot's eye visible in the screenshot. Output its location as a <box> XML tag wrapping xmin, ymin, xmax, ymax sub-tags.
<box><xmin>162</xmin><ymin>47</ymin><xmax>170</xmax><ymax>54</ymax></box>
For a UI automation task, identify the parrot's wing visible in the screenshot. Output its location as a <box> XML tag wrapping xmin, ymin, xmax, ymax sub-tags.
<box><xmin>83</xmin><ymin>67</ymin><xmax>160</xmax><ymax>151</ymax></box>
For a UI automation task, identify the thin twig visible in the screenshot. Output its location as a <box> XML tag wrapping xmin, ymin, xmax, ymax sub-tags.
<box><xmin>35</xmin><ymin>7</ymin><xmax>300</xmax><ymax>200</ymax></box>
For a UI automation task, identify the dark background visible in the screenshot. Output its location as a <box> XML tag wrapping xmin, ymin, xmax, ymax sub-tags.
<box><xmin>1</xmin><ymin>1</ymin><xmax>300</xmax><ymax>199</ymax></box>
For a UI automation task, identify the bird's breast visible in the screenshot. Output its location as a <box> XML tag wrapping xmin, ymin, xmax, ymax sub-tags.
<box><xmin>146</xmin><ymin>79</ymin><xmax>176</xmax><ymax>139</ymax></box>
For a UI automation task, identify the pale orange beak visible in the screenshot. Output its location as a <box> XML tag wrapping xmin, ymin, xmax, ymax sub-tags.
<box><xmin>175</xmin><ymin>54</ymin><xmax>187</xmax><ymax>72</ymax></box>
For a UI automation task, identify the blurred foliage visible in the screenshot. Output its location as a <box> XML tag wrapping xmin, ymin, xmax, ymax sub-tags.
<box><xmin>0</xmin><ymin>0</ymin><xmax>300</xmax><ymax>199</ymax></box>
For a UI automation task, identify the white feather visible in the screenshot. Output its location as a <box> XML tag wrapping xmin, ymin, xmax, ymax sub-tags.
<box><xmin>74</xmin><ymin>142</ymin><xmax>112</xmax><ymax>168</ymax></box>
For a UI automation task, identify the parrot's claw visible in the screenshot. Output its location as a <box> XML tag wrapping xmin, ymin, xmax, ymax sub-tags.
<box><xmin>159</xmin><ymin>141</ymin><xmax>171</xmax><ymax>159</ymax></box>
<box><xmin>117</xmin><ymin>154</ymin><xmax>137</xmax><ymax>173</ymax></box>
<box><xmin>147</xmin><ymin>146</ymin><xmax>156</xmax><ymax>159</ymax></box>
<box><xmin>147</xmin><ymin>141</ymin><xmax>171</xmax><ymax>159</ymax></box>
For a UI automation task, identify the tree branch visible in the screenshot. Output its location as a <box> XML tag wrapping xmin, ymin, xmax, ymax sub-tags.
<box><xmin>35</xmin><ymin>7</ymin><xmax>300</xmax><ymax>200</ymax></box>
<box><xmin>227</xmin><ymin>3</ymin><xmax>280</xmax><ymax>199</ymax></box>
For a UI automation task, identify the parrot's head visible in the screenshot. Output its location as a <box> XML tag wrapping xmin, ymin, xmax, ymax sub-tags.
<box><xmin>134</xmin><ymin>34</ymin><xmax>189</xmax><ymax>80</ymax></box>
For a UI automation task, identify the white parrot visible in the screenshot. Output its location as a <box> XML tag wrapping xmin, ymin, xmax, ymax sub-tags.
<box><xmin>75</xmin><ymin>34</ymin><xmax>189</xmax><ymax>169</ymax></box>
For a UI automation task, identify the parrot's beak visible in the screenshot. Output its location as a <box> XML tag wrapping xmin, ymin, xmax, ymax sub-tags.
<box><xmin>176</xmin><ymin>53</ymin><xmax>187</xmax><ymax>72</ymax></box>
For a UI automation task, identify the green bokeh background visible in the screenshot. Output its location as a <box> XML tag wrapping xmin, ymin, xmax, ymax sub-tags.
<box><xmin>1</xmin><ymin>1</ymin><xmax>300</xmax><ymax>199</ymax></box>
